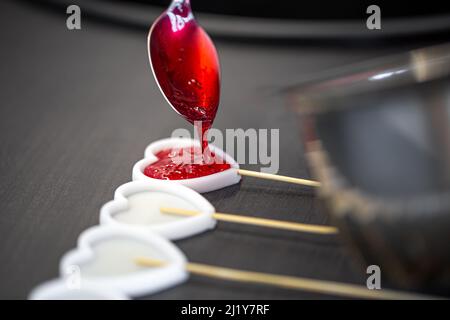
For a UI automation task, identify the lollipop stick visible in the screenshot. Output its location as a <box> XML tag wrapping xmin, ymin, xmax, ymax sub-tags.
<box><xmin>134</xmin><ymin>257</ymin><xmax>434</xmax><ymax>300</ymax></box>
<box><xmin>160</xmin><ymin>207</ymin><xmax>337</xmax><ymax>235</ymax></box>
<box><xmin>237</xmin><ymin>169</ymin><xmax>320</xmax><ymax>187</ymax></box>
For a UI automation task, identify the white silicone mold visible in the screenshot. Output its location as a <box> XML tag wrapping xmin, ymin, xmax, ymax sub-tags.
<box><xmin>29</xmin><ymin>279</ymin><xmax>129</xmax><ymax>300</ymax></box>
<box><xmin>100</xmin><ymin>180</ymin><xmax>216</xmax><ymax>240</ymax></box>
<box><xmin>59</xmin><ymin>226</ymin><xmax>188</xmax><ymax>298</ymax></box>
<box><xmin>132</xmin><ymin>137</ymin><xmax>241</xmax><ymax>193</ymax></box>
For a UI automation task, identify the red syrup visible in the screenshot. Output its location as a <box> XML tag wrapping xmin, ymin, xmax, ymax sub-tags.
<box><xmin>144</xmin><ymin>147</ymin><xmax>231</xmax><ymax>180</ymax></box>
<box><xmin>148</xmin><ymin>0</ymin><xmax>220</xmax><ymax>152</ymax></box>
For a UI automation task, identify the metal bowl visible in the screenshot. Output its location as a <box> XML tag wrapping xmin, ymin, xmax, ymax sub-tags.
<box><xmin>290</xmin><ymin>44</ymin><xmax>450</xmax><ymax>290</ymax></box>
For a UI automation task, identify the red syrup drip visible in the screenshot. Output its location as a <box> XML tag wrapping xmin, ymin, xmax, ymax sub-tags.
<box><xmin>144</xmin><ymin>147</ymin><xmax>231</xmax><ymax>180</ymax></box>
<box><xmin>149</xmin><ymin>0</ymin><xmax>220</xmax><ymax>153</ymax></box>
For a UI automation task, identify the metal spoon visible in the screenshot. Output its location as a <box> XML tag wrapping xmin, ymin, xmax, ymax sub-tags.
<box><xmin>147</xmin><ymin>0</ymin><xmax>220</xmax><ymax>150</ymax></box>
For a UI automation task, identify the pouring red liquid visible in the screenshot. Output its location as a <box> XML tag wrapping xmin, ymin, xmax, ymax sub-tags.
<box><xmin>148</xmin><ymin>0</ymin><xmax>220</xmax><ymax>152</ymax></box>
<box><xmin>146</xmin><ymin>0</ymin><xmax>226</xmax><ymax>180</ymax></box>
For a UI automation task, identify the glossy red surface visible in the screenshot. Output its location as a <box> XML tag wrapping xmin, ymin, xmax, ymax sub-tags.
<box><xmin>144</xmin><ymin>147</ymin><xmax>231</xmax><ymax>180</ymax></box>
<box><xmin>148</xmin><ymin>0</ymin><xmax>220</xmax><ymax>151</ymax></box>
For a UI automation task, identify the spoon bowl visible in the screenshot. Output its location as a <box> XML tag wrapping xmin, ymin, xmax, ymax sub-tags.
<box><xmin>148</xmin><ymin>0</ymin><xmax>221</xmax><ymax>141</ymax></box>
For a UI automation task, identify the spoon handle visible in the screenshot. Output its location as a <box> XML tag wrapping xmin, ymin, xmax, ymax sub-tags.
<box><xmin>170</xmin><ymin>0</ymin><xmax>190</xmax><ymax>8</ymax></box>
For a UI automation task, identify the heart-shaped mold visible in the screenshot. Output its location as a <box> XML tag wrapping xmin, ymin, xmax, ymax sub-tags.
<box><xmin>100</xmin><ymin>180</ymin><xmax>216</xmax><ymax>240</ymax></box>
<box><xmin>132</xmin><ymin>137</ymin><xmax>241</xmax><ymax>193</ymax></box>
<box><xmin>60</xmin><ymin>226</ymin><xmax>187</xmax><ymax>297</ymax></box>
<box><xmin>29</xmin><ymin>279</ymin><xmax>129</xmax><ymax>300</ymax></box>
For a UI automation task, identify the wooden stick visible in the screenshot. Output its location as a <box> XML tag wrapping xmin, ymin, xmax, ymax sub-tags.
<box><xmin>237</xmin><ymin>169</ymin><xmax>321</xmax><ymax>187</ymax></box>
<box><xmin>135</xmin><ymin>257</ymin><xmax>434</xmax><ymax>300</ymax></box>
<box><xmin>160</xmin><ymin>207</ymin><xmax>338</xmax><ymax>235</ymax></box>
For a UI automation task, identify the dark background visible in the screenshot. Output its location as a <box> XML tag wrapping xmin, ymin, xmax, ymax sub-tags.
<box><xmin>126</xmin><ymin>0</ymin><xmax>450</xmax><ymax>19</ymax></box>
<box><xmin>0</xmin><ymin>0</ymin><xmax>449</xmax><ymax>299</ymax></box>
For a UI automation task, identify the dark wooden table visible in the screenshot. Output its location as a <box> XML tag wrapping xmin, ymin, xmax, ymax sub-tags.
<box><xmin>0</xmin><ymin>0</ymin><xmax>444</xmax><ymax>299</ymax></box>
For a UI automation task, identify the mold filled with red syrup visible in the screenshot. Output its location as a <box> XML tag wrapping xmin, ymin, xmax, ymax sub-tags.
<box><xmin>144</xmin><ymin>147</ymin><xmax>231</xmax><ymax>180</ymax></box>
<box><xmin>149</xmin><ymin>0</ymin><xmax>220</xmax><ymax>152</ymax></box>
